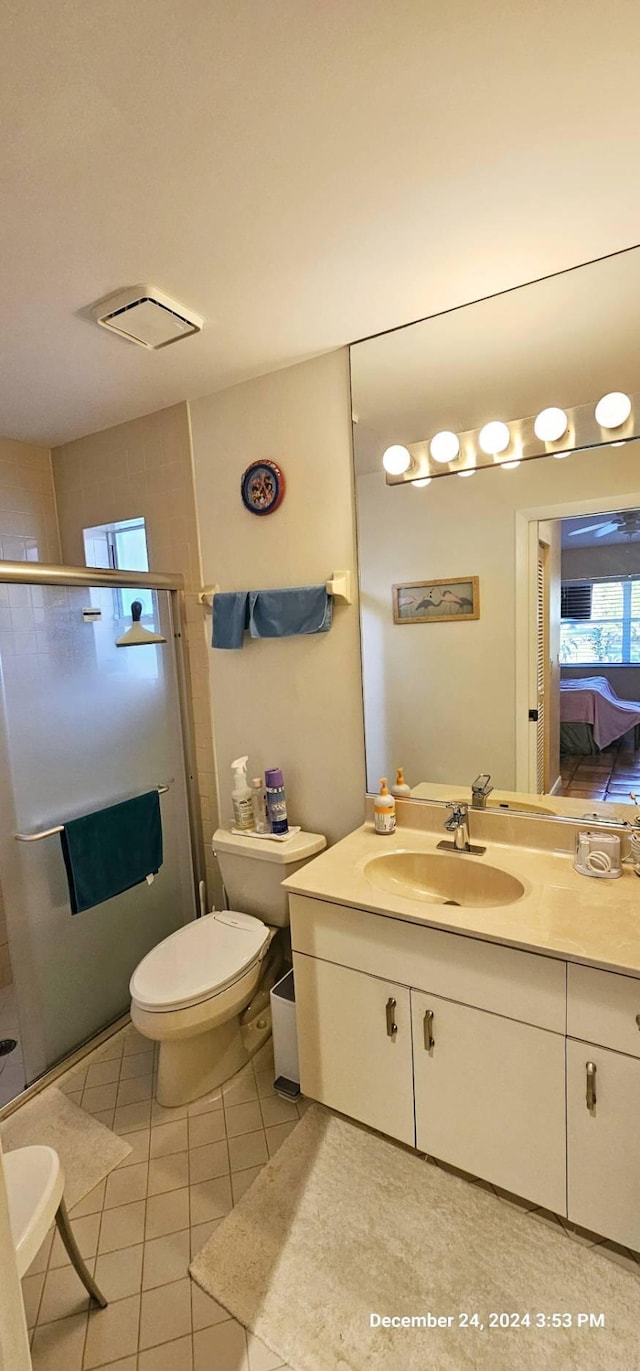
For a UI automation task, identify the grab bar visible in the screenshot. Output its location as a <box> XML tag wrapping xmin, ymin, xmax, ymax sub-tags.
<box><xmin>14</xmin><ymin>786</ymin><xmax>170</xmax><ymax>842</ymax></box>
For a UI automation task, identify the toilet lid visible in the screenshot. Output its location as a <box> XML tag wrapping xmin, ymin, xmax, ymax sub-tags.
<box><xmin>129</xmin><ymin>910</ymin><xmax>269</xmax><ymax>1012</ymax></box>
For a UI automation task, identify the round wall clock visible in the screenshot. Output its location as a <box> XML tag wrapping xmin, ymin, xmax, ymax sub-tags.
<box><xmin>240</xmin><ymin>459</ymin><xmax>285</xmax><ymax>515</ymax></box>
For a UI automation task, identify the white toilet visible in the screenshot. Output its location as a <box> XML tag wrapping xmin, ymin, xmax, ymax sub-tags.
<box><xmin>129</xmin><ymin>826</ymin><xmax>326</xmax><ymax>1106</ymax></box>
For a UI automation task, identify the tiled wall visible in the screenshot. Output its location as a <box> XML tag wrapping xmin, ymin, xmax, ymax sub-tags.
<box><xmin>51</xmin><ymin>404</ymin><xmax>221</xmax><ymax>906</ymax></box>
<box><xmin>0</xmin><ymin>435</ymin><xmax>61</xmax><ymax>989</ymax></box>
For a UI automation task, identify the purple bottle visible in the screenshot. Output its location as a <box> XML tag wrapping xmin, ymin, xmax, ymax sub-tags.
<box><xmin>265</xmin><ymin>768</ymin><xmax>289</xmax><ymax>835</ymax></box>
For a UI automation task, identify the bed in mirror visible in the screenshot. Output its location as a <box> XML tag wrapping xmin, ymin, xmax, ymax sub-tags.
<box><xmin>350</xmin><ymin>246</ymin><xmax>640</xmax><ymax>823</ymax></box>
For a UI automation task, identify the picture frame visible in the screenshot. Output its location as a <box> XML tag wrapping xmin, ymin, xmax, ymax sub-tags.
<box><xmin>392</xmin><ymin>576</ymin><xmax>480</xmax><ymax>624</ymax></box>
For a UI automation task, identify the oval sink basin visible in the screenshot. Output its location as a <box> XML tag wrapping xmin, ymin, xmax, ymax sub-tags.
<box><xmin>364</xmin><ymin>851</ymin><xmax>525</xmax><ymax>908</ymax></box>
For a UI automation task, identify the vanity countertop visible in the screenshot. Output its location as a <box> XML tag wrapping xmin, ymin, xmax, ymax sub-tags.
<box><xmin>283</xmin><ymin>822</ymin><xmax>640</xmax><ymax>977</ymax></box>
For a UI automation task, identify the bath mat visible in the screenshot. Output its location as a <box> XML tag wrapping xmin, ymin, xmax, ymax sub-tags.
<box><xmin>190</xmin><ymin>1104</ymin><xmax>640</xmax><ymax>1371</ymax></box>
<box><xmin>1</xmin><ymin>1086</ymin><xmax>131</xmax><ymax>1208</ymax></box>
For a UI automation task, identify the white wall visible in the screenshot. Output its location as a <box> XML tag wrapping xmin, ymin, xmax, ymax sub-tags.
<box><xmin>562</xmin><ymin>540</ymin><xmax>640</xmax><ymax>580</ymax></box>
<box><xmin>357</xmin><ymin>445</ymin><xmax>640</xmax><ymax>791</ymax></box>
<box><xmin>189</xmin><ymin>351</ymin><xmax>366</xmax><ymax>845</ymax></box>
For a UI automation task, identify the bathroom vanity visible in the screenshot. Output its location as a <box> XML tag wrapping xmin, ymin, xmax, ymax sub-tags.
<box><xmin>284</xmin><ymin>814</ymin><xmax>640</xmax><ymax>1251</ymax></box>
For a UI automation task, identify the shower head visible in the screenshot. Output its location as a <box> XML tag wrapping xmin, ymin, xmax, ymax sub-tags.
<box><xmin>116</xmin><ymin>600</ymin><xmax>167</xmax><ymax>647</ymax></box>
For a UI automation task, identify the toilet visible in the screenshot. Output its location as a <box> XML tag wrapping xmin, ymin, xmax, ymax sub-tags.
<box><xmin>129</xmin><ymin>826</ymin><xmax>326</xmax><ymax>1106</ymax></box>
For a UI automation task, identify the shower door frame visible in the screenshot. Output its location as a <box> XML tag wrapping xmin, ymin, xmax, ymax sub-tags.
<box><xmin>0</xmin><ymin>560</ymin><xmax>205</xmax><ymax>1114</ymax></box>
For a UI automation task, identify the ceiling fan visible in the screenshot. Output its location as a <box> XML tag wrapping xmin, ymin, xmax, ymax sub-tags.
<box><xmin>568</xmin><ymin>511</ymin><xmax>640</xmax><ymax>540</ymax></box>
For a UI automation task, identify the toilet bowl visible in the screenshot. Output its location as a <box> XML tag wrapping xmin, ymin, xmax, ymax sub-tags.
<box><xmin>130</xmin><ymin>910</ymin><xmax>272</xmax><ymax>1106</ymax></box>
<box><xmin>130</xmin><ymin>826</ymin><xmax>326</xmax><ymax>1106</ymax></box>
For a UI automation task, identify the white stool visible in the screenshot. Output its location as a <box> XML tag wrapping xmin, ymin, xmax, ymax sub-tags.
<box><xmin>4</xmin><ymin>1145</ymin><xmax>107</xmax><ymax>1306</ymax></box>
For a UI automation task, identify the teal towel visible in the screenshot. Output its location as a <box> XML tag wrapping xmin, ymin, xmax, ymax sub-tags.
<box><xmin>248</xmin><ymin>585</ymin><xmax>333</xmax><ymax>638</ymax></box>
<box><xmin>212</xmin><ymin>592</ymin><xmax>250</xmax><ymax>649</ymax></box>
<box><xmin>60</xmin><ymin>791</ymin><xmax>163</xmax><ymax>915</ymax></box>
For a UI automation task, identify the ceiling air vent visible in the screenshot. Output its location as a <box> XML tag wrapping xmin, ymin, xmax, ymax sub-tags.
<box><xmin>91</xmin><ymin>286</ymin><xmax>203</xmax><ymax>349</ymax></box>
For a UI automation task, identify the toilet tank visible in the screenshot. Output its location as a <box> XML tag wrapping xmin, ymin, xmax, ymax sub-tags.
<box><xmin>212</xmin><ymin>827</ymin><xmax>326</xmax><ymax>925</ymax></box>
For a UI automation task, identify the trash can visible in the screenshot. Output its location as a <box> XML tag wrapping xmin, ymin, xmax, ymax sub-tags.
<box><xmin>270</xmin><ymin>968</ymin><xmax>300</xmax><ymax>1099</ymax></box>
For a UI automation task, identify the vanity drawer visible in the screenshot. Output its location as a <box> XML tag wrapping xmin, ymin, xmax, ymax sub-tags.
<box><xmin>289</xmin><ymin>894</ymin><xmax>566</xmax><ymax>1032</ymax></box>
<box><xmin>567</xmin><ymin>963</ymin><xmax>640</xmax><ymax>1058</ymax></box>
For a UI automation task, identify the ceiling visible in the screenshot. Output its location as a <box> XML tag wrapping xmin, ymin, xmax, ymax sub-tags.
<box><xmin>562</xmin><ymin>512</ymin><xmax>640</xmax><ymax>549</ymax></box>
<box><xmin>3</xmin><ymin>0</ymin><xmax>640</xmax><ymax>447</ymax></box>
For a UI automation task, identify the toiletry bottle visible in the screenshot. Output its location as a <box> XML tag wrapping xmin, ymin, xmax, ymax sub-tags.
<box><xmin>231</xmin><ymin>756</ymin><xmax>254</xmax><ymax>830</ymax></box>
<box><xmin>251</xmin><ymin>777</ymin><xmax>270</xmax><ymax>834</ymax></box>
<box><xmin>265</xmin><ymin>768</ymin><xmax>289</xmax><ymax>835</ymax></box>
<box><xmin>374</xmin><ymin>778</ymin><xmax>396</xmax><ymax>834</ymax></box>
<box><xmin>391</xmin><ymin>766</ymin><xmax>411</xmax><ymax>797</ymax></box>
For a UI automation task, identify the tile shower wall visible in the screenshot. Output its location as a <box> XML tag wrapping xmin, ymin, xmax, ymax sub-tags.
<box><xmin>51</xmin><ymin>405</ymin><xmax>221</xmax><ymax>905</ymax></box>
<box><xmin>0</xmin><ymin>435</ymin><xmax>61</xmax><ymax>989</ymax></box>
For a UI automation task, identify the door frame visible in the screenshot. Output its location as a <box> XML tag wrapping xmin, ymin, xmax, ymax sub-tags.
<box><xmin>515</xmin><ymin>490</ymin><xmax>640</xmax><ymax>792</ymax></box>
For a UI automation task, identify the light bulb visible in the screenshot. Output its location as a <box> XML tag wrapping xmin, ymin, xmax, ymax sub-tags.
<box><xmin>594</xmin><ymin>392</ymin><xmax>631</xmax><ymax>429</ymax></box>
<box><xmin>479</xmin><ymin>420</ymin><xmax>510</xmax><ymax>455</ymax></box>
<box><xmin>534</xmin><ymin>407</ymin><xmax>568</xmax><ymax>442</ymax></box>
<box><xmin>458</xmin><ymin>469</ymin><xmax>476</xmax><ymax>478</ymax></box>
<box><xmin>501</xmin><ymin>460</ymin><xmax>521</xmax><ymax>470</ymax></box>
<box><xmin>411</xmin><ymin>477</ymin><xmax>432</xmax><ymax>488</ymax></box>
<box><xmin>382</xmin><ymin>444</ymin><xmax>411</xmax><ymax>475</ymax></box>
<box><xmin>429</xmin><ymin>430</ymin><xmax>460</xmax><ymax>464</ymax></box>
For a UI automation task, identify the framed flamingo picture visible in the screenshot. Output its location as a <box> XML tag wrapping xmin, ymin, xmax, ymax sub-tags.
<box><xmin>392</xmin><ymin>576</ymin><xmax>480</xmax><ymax>624</ymax></box>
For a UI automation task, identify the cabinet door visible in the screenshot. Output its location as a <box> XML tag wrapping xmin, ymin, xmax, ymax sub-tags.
<box><xmin>293</xmin><ymin>952</ymin><xmax>415</xmax><ymax>1146</ymax></box>
<box><xmin>412</xmin><ymin>990</ymin><xmax>566</xmax><ymax>1213</ymax></box>
<box><xmin>567</xmin><ymin>1040</ymin><xmax>640</xmax><ymax>1250</ymax></box>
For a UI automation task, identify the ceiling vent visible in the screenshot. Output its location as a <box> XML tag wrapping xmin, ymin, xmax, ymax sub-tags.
<box><xmin>91</xmin><ymin>286</ymin><xmax>203</xmax><ymax>349</ymax></box>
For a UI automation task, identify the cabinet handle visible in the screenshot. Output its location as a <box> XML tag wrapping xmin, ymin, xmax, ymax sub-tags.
<box><xmin>635</xmin><ymin>1014</ymin><xmax>640</xmax><ymax>1032</ymax></box>
<box><xmin>385</xmin><ymin>997</ymin><xmax>398</xmax><ymax>1038</ymax></box>
<box><xmin>586</xmin><ymin>1061</ymin><xmax>597</xmax><ymax>1113</ymax></box>
<box><xmin>423</xmin><ymin>1009</ymin><xmax>435</xmax><ymax>1052</ymax></box>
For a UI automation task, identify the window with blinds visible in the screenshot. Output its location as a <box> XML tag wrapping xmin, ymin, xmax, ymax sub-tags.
<box><xmin>560</xmin><ymin>577</ymin><xmax>640</xmax><ymax>664</ymax></box>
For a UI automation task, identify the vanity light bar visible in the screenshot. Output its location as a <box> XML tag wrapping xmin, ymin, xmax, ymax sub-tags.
<box><xmin>384</xmin><ymin>390</ymin><xmax>636</xmax><ymax>486</ymax></box>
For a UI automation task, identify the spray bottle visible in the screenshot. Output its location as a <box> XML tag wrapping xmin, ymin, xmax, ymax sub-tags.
<box><xmin>231</xmin><ymin>756</ymin><xmax>254</xmax><ymax>830</ymax></box>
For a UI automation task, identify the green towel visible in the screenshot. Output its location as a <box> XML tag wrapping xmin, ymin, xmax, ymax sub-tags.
<box><xmin>60</xmin><ymin>790</ymin><xmax>163</xmax><ymax>915</ymax></box>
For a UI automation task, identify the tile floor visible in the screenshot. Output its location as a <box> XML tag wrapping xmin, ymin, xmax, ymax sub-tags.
<box><xmin>0</xmin><ymin>982</ymin><xmax>25</xmax><ymax>1108</ymax></box>
<box><xmin>22</xmin><ymin>1022</ymin><xmax>298</xmax><ymax>1370</ymax></box>
<box><xmin>17</xmin><ymin>1020</ymin><xmax>640</xmax><ymax>1370</ymax></box>
<box><xmin>559</xmin><ymin>743</ymin><xmax>640</xmax><ymax>802</ymax></box>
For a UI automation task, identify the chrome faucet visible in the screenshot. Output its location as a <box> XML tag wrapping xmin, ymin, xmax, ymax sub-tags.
<box><xmin>471</xmin><ymin>773</ymin><xmax>493</xmax><ymax>808</ymax></box>
<box><xmin>438</xmin><ymin>802</ymin><xmax>486</xmax><ymax>856</ymax></box>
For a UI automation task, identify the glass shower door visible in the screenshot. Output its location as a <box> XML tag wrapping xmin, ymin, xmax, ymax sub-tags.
<box><xmin>0</xmin><ymin>579</ymin><xmax>196</xmax><ymax>1085</ymax></box>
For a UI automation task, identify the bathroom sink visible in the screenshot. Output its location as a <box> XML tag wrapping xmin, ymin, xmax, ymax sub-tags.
<box><xmin>364</xmin><ymin>850</ymin><xmax>525</xmax><ymax>907</ymax></box>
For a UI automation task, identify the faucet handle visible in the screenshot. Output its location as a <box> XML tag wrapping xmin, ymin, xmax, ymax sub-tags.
<box><xmin>472</xmin><ymin>773</ymin><xmax>493</xmax><ymax>796</ymax></box>
<box><xmin>445</xmin><ymin>801</ymin><xmax>467</xmax><ymax>819</ymax></box>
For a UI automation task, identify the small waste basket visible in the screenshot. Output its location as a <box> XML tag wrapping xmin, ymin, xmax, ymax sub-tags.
<box><xmin>270</xmin><ymin>968</ymin><xmax>300</xmax><ymax>1099</ymax></box>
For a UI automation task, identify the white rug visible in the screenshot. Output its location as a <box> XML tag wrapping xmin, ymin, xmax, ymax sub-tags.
<box><xmin>1</xmin><ymin>1085</ymin><xmax>131</xmax><ymax>1208</ymax></box>
<box><xmin>190</xmin><ymin>1104</ymin><xmax>640</xmax><ymax>1371</ymax></box>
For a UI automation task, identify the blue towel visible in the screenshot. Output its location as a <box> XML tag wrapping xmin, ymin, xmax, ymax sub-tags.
<box><xmin>212</xmin><ymin>592</ymin><xmax>250</xmax><ymax>649</ymax></box>
<box><xmin>60</xmin><ymin>791</ymin><xmax>163</xmax><ymax>915</ymax></box>
<box><xmin>249</xmin><ymin>585</ymin><xmax>333</xmax><ymax>638</ymax></box>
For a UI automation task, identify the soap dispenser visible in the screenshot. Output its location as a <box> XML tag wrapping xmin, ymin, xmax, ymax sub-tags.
<box><xmin>374</xmin><ymin>779</ymin><xmax>396</xmax><ymax>834</ymax></box>
<box><xmin>391</xmin><ymin>766</ymin><xmax>411</xmax><ymax>797</ymax></box>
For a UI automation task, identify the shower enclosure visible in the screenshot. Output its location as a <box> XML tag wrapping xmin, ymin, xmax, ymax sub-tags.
<box><xmin>0</xmin><ymin>562</ymin><xmax>201</xmax><ymax>1106</ymax></box>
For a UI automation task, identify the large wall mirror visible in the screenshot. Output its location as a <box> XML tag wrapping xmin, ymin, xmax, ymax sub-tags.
<box><xmin>351</xmin><ymin>247</ymin><xmax>640</xmax><ymax>822</ymax></box>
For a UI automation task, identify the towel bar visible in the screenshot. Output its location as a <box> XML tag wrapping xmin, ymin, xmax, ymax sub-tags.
<box><xmin>14</xmin><ymin>786</ymin><xmax>170</xmax><ymax>842</ymax></box>
<box><xmin>199</xmin><ymin>570</ymin><xmax>352</xmax><ymax>609</ymax></box>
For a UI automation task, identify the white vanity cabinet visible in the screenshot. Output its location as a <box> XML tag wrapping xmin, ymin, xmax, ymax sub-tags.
<box><xmin>566</xmin><ymin>963</ymin><xmax>640</xmax><ymax>1250</ymax></box>
<box><xmin>567</xmin><ymin>1041</ymin><xmax>640</xmax><ymax>1251</ymax></box>
<box><xmin>293</xmin><ymin>954</ymin><xmax>415</xmax><ymax>1146</ymax></box>
<box><xmin>291</xmin><ymin>893</ymin><xmax>567</xmax><ymax>1214</ymax></box>
<box><xmin>411</xmin><ymin>990</ymin><xmax>566</xmax><ymax>1212</ymax></box>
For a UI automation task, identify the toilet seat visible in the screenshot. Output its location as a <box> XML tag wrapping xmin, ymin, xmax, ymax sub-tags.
<box><xmin>129</xmin><ymin>910</ymin><xmax>269</xmax><ymax>1014</ymax></box>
